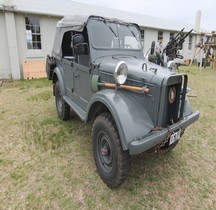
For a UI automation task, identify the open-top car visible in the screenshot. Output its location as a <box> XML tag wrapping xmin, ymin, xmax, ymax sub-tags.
<box><xmin>46</xmin><ymin>15</ymin><xmax>199</xmax><ymax>188</ymax></box>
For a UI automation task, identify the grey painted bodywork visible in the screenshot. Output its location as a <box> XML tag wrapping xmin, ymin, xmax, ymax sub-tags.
<box><xmin>49</xmin><ymin>15</ymin><xmax>200</xmax><ymax>155</ymax></box>
<box><xmin>86</xmin><ymin>89</ymin><xmax>154</xmax><ymax>150</ymax></box>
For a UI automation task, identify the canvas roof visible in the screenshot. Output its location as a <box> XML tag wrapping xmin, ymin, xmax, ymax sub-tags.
<box><xmin>56</xmin><ymin>14</ymin><xmax>88</xmax><ymax>28</ymax></box>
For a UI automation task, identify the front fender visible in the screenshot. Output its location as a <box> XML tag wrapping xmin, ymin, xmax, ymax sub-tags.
<box><xmin>86</xmin><ymin>89</ymin><xmax>154</xmax><ymax>150</ymax></box>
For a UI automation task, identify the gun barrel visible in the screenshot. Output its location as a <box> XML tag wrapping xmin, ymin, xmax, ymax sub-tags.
<box><xmin>163</xmin><ymin>28</ymin><xmax>193</xmax><ymax>58</ymax></box>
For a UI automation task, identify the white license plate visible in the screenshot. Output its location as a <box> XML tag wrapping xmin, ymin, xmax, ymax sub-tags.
<box><xmin>169</xmin><ymin>130</ymin><xmax>181</xmax><ymax>145</ymax></box>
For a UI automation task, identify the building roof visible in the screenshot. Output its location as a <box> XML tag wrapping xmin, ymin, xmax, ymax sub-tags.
<box><xmin>0</xmin><ymin>0</ymin><xmax>194</xmax><ymax>32</ymax></box>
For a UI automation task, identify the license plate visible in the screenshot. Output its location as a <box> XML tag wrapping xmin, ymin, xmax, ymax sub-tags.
<box><xmin>169</xmin><ymin>130</ymin><xmax>181</xmax><ymax>145</ymax></box>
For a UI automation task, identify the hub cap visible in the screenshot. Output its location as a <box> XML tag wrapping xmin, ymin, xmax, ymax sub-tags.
<box><xmin>96</xmin><ymin>131</ymin><xmax>113</xmax><ymax>173</ymax></box>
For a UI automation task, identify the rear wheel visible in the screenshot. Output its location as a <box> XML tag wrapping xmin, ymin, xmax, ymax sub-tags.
<box><xmin>54</xmin><ymin>81</ymin><xmax>70</xmax><ymax>120</ymax></box>
<box><xmin>92</xmin><ymin>112</ymin><xmax>131</xmax><ymax>188</ymax></box>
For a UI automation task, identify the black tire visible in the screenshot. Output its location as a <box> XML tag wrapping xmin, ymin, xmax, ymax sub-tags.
<box><xmin>54</xmin><ymin>81</ymin><xmax>70</xmax><ymax>120</ymax></box>
<box><xmin>92</xmin><ymin>112</ymin><xmax>131</xmax><ymax>188</ymax></box>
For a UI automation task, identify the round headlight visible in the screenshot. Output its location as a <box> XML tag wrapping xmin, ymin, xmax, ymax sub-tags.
<box><xmin>114</xmin><ymin>61</ymin><xmax>128</xmax><ymax>85</ymax></box>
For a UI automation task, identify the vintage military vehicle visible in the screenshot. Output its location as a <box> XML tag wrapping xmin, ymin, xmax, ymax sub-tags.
<box><xmin>46</xmin><ymin>15</ymin><xmax>199</xmax><ymax>188</ymax></box>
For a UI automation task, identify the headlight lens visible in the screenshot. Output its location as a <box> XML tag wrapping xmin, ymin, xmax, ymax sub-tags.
<box><xmin>114</xmin><ymin>61</ymin><xmax>128</xmax><ymax>85</ymax></box>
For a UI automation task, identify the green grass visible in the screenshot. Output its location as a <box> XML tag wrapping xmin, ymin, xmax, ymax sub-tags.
<box><xmin>0</xmin><ymin>67</ymin><xmax>216</xmax><ymax>209</ymax></box>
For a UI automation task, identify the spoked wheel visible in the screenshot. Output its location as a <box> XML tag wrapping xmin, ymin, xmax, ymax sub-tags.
<box><xmin>54</xmin><ymin>81</ymin><xmax>70</xmax><ymax>120</ymax></box>
<box><xmin>92</xmin><ymin>112</ymin><xmax>130</xmax><ymax>188</ymax></box>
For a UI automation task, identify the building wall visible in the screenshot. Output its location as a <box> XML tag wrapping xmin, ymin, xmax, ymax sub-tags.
<box><xmin>142</xmin><ymin>28</ymin><xmax>157</xmax><ymax>56</ymax></box>
<box><xmin>0</xmin><ymin>11</ymin><xmax>11</xmax><ymax>79</ymax></box>
<box><xmin>41</xmin><ymin>16</ymin><xmax>59</xmax><ymax>56</ymax></box>
<box><xmin>0</xmin><ymin>11</ymin><xmax>197</xmax><ymax>80</ymax></box>
<box><xmin>14</xmin><ymin>14</ymin><xmax>59</xmax><ymax>78</ymax></box>
<box><xmin>142</xmin><ymin>27</ymin><xmax>196</xmax><ymax>62</ymax></box>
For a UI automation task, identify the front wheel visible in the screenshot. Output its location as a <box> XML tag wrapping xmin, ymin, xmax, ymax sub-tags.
<box><xmin>92</xmin><ymin>113</ymin><xmax>131</xmax><ymax>188</ymax></box>
<box><xmin>54</xmin><ymin>81</ymin><xmax>70</xmax><ymax>120</ymax></box>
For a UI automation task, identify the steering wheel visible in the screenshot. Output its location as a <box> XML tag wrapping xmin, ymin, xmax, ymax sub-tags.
<box><xmin>124</xmin><ymin>44</ymin><xmax>132</xmax><ymax>49</ymax></box>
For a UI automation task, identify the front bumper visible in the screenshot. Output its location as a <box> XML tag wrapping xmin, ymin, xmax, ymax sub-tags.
<box><xmin>129</xmin><ymin>111</ymin><xmax>200</xmax><ymax>155</ymax></box>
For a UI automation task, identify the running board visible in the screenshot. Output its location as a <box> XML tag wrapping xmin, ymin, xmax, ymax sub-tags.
<box><xmin>63</xmin><ymin>96</ymin><xmax>86</xmax><ymax>121</ymax></box>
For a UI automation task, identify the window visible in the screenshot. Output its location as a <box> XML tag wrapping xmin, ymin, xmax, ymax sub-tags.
<box><xmin>158</xmin><ymin>31</ymin><xmax>163</xmax><ymax>40</ymax></box>
<box><xmin>62</xmin><ymin>31</ymin><xmax>72</xmax><ymax>57</ymax></box>
<box><xmin>25</xmin><ymin>17</ymin><xmax>42</xmax><ymax>50</ymax></box>
<box><xmin>188</xmin><ymin>35</ymin><xmax>193</xmax><ymax>50</ymax></box>
<box><xmin>140</xmin><ymin>30</ymin><xmax>144</xmax><ymax>41</ymax></box>
<box><xmin>140</xmin><ymin>29</ymin><xmax>144</xmax><ymax>46</ymax></box>
<box><xmin>169</xmin><ymin>32</ymin><xmax>175</xmax><ymax>41</ymax></box>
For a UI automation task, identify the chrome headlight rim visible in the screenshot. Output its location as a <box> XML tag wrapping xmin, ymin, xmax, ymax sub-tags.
<box><xmin>114</xmin><ymin>61</ymin><xmax>128</xmax><ymax>85</ymax></box>
<box><xmin>167</xmin><ymin>60</ymin><xmax>177</xmax><ymax>72</ymax></box>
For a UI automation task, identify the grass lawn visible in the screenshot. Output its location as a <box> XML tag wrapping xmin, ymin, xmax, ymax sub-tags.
<box><xmin>0</xmin><ymin>66</ymin><xmax>215</xmax><ymax>209</ymax></box>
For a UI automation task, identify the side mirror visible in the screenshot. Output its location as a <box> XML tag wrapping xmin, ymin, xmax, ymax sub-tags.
<box><xmin>74</xmin><ymin>43</ymin><xmax>85</xmax><ymax>55</ymax></box>
<box><xmin>72</xmin><ymin>34</ymin><xmax>85</xmax><ymax>55</ymax></box>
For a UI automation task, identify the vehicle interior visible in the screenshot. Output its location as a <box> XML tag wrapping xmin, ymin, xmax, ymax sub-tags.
<box><xmin>61</xmin><ymin>27</ymin><xmax>90</xmax><ymax>67</ymax></box>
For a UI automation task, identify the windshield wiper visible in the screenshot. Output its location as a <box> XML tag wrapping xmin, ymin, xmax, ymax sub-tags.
<box><xmin>102</xmin><ymin>20</ymin><xmax>118</xmax><ymax>37</ymax></box>
<box><xmin>126</xmin><ymin>24</ymin><xmax>139</xmax><ymax>42</ymax></box>
<box><xmin>108</xmin><ymin>25</ymin><xmax>117</xmax><ymax>37</ymax></box>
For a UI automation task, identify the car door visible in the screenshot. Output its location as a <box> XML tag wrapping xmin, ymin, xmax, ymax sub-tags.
<box><xmin>73</xmin><ymin>56</ymin><xmax>92</xmax><ymax>110</ymax></box>
<box><xmin>62</xmin><ymin>58</ymin><xmax>75</xmax><ymax>98</ymax></box>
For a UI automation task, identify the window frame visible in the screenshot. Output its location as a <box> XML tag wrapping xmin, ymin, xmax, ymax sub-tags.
<box><xmin>188</xmin><ymin>34</ymin><xmax>193</xmax><ymax>50</ymax></box>
<box><xmin>25</xmin><ymin>16</ymin><xmax>42</xmax><ymax>51</ymax></box>
<box><xmin>169</xmin><ymin>32</ymin><xmax>175</xmax><ymax>41</ymax></box>
<box><xmin>157</xmin><ymin>31</ymin><xmax>163</xmax><ymax>40</ymax></box>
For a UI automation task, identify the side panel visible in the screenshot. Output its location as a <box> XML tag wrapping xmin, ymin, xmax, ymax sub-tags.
<box><xmin>86</xmin><ymin>89</ymin><xmax>154</xmax><ymax>150</ymax></box>
<box><xmin>52</xmin><ymin>63</ymin><xmax>91</xmax><ymax>121</ymax></box>
<box><xmin>73</xmin><ymin>63</ymin><xmax>92</xmax><ymax>109</ymax></box>
<box><xmin>61</xmin><ymin>59</ymin><xmax>74</xmax><ymax>96</ymax></box>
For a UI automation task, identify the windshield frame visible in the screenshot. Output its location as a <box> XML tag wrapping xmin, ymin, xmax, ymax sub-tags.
<box><xmin>88</xmin><ymin>17</ymin><xmax>143</xmax><ymax>51</ymax></box>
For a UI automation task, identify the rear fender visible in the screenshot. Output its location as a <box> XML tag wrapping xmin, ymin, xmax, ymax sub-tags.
<box><xmin>86</xmin><ymin>89</ymin><xmax>154</xmax><ymax>150</ymax></box>
<box><xmin>52</xmin><ymin>66</ymin><xmax>66</xmax><ymax>96</ymax></box>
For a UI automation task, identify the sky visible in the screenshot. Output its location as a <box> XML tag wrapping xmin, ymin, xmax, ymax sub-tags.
<box><xmin>73</xmin><ymin>0</ymin><xmax>215</xmax><ymax>32</ymax></box>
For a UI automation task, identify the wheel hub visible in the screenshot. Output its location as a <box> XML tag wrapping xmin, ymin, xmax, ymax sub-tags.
<box><xmin>101</xmin><ymin>146</ymin><xmax>109</xmax><ymax>156</ymax></box>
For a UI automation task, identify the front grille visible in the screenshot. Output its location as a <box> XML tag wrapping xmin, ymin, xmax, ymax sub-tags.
<box><xmin>166</xmin><ymin>84</ymin><xmax>181</xmax><ymax>125</ymax></box>
<box><xmin>158</xmin><ymin>75</ymin><xmax>187</xmax><ymax>127</ymax></box>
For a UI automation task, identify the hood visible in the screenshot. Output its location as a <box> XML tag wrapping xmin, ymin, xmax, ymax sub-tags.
<box><xmin>96</xmin><ymin>55</ymin><xmax>176</xmax><ymax>85</ymax></box>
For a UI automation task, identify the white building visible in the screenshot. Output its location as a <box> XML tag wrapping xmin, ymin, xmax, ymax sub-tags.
<box><xmin>0</xmin><ymin>0</ymin><xmax>198</xmax><ymax>79</ymax></box>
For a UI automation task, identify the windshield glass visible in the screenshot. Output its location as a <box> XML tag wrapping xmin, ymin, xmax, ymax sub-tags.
<box><xmin>89</xmin><ymin>18</ymin><xmax>142</xmax><ymax>50</ymax></box>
